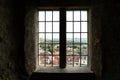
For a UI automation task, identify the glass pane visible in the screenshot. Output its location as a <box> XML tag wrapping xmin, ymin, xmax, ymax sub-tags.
<box><xmin>38</xmin><ymin>56</ymin><xmax>41</xmax><ymax>65</ymax></box>
<box><xmin>53</xmin><ymin>56</ymin><xmax>59</xmax><ymax>66</ymax></box>
<box><xmin>67</xmin><ymin>33</ymin><xmax>73</xmax><ymax>43</ymax></box>
<box><xmin>46</xmin><ymin>11</ymin><xmax>52</xmax><ymax>21</ymax></box>
<box><xmin>66</xmin><ymin>11</ymin><xmax>73</xmax><ymax>21</ymax></box>
<box><xmin>39</xmin><ymin>44</ymin><xmax>45</xmax><ymax>53</ymax></box>
<box><xmin>74</xmin><ymin>56</ymin><xmax>80</xmax><ymax>66</ymax></box>
<box><xmin>53</xmin><ymin>11</ymin><xmax>59</xmax><ymax>21</ymax></box>
<box><xmin>46</xmin><ymin>22</ymin><xmax>52</xmax><ymax>32</ymax></box>
<box><xmin>74</xmin><ymin>33</ymin><xmax>80</xmax><ymax>43</ymax></box>
<box><xmin>81</xmin><ymin>11</ymin><xmax>87</xmax><ymax>21</ymax></box>
<box><xmin>53</xmin><ymin>33</ymin><xmax>59</xmax><ymax>43</ymax></box>
<box><xmin>39</xmin><ymin>33</ymin><xmax>45</xmax><ymax>43</ymax></box>
<box><xmin>39</xmin><ymin>22</ymin><xmax>45</xmax><ymax>32</ymax></box>
<box><xmin>39</xmin><ymin>11</ymin><xmax>45</xmax><ymax>21</ymax></box>
<box><xmin>74</xmin><ymin>22</ymin><xmax>80</xmax><ymax>32</ymax></box>
<box><xmin>46</xmin><ymin>43</ymin><xmax>52</xmax><ymax>53</ymax></box>
<box><xmin>46</xmin><ymin>56</ymin><xmax>52</xmax><ymax>66</ymax></box>
<box><xmin>46</xmin><ymin>33</ymin><xmax>52</xmax><ymax>43</ymax></box>
<box><xmin>66</xmin><ymin>56</ymin><xmax>73</xmax><ymax>66</ymax></box>
<box><xmin>81</xmin><ymin>44</ymin><xmax>88</xmax><ymax>55</ymax></box>
<box><xmin>74</xmin><ymin>11</ymin><xmax>80</xmax><ymax>21</ymax></box>
<box><xmin>81</xmin><ymin>33</ymin><xmax>87</xmax><ymax>43</ymax></box>
<box><xmin>81</xmin><ymin>56</ymin><xmax>87</xmax><ymax>66</ymax></box>
<box><xmin>66</xmin><ymin>44</ymin><xmax>73</xmax><ymax>55</ymax></box>
<box><xmin>39</xmin><ymin>56</ymin><xmax>45</xmax><ymax>65</ymax></box>
<box><xmin>74</xmin><ymin>44</ymin><xmax>80</xmax><ymax>55</ymax></box>
<box><xmin>81</xmin><ymin>22</ymin><xmax>87</xmax><ymax>32</ymax></box>
<box><xmin>53</xmin><ymin>22</ymin><xmax>59</xmax><ymax>32</ymax></box>
<box><xmin>53</xmin><ymin>44</ymin><xmax>59</xmax><ymax>55</ymax></box>
<box><xmin>67</xmin><ymin>22</ymin><xmax>73</xmax><ymax>32</ymax></box>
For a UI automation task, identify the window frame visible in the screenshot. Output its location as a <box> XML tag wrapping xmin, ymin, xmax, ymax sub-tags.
<box><xmin>36</xmin><ymin>7</ymin><xmax>92</xmax><ymax>71</ymax></box>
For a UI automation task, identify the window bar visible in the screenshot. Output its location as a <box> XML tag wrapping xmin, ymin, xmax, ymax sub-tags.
<box><xmin>87</xmin><ymin>10</ymin><xmax>89</xmax><ymax>67</ymax></box>
<box><xmin>45</xmin><ymin>11</ymin><xmax>46</xmax><ymax>67</ymax></box>
<box><xmin>60</xmin><ymin>8</ymin><xmax>66</xmax><ymax>68</ymax></box>
<box><xmin>73</xmin><ymin>10</ymin><xmax>74</xmax><ymax>67</ymax></box>
<box><xmin>52</xmin><ymin>10</ymin><xmax>53</xmax><ymax>67</ymax></box>
<box><xmin>80</xmin><ymin>10</ymin><xmax>82</xmax><ymax>67</ymax></box>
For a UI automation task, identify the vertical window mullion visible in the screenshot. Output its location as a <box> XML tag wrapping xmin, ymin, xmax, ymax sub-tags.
<box><xmin>60</xmin><ymin>8</ymin><xmax>66</xmax><ymax>68</ymax></box>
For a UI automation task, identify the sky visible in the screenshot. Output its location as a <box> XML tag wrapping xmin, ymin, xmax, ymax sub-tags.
<box><xmin>39</xmin><ymin>10</ymin><xmax>88</xmax><ymax>39</ymax></box>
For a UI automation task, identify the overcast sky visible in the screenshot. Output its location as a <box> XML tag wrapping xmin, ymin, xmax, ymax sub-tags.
<box><xmin>39</xmin><ymin>10</ymin><xmax>87</xmax><ymax>39</ymax></box>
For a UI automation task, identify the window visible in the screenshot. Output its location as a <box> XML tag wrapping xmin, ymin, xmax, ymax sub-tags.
<box><xmin>38</xmin><ymin>8</ymin><xmax>89</xmax><ymax>68</ymax></box>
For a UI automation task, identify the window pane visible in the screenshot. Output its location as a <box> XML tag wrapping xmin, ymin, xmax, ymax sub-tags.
<box><xmin>46</xmin><ymin>43</ymin><xmax>52</xmax><ymax>53</ymax></box>
<box><xmin>39</xmin><ymin>22</ymin><xmax>45</xmax><ymax>32</ymax></box>
<box><xmin>39</xmin><ymin>43</ymin><xmax>46</xmax><ymax>66</ymax></box>
<box><xmin>81</xmin><ymin>56</ymin><xmax>87</xmax><ymax>66</ymax></box>
<box><xmin>81</xmin><ymin>33</ymin><xmax>87</xmax><ymax>43</ymax></box>
<box><xmin>46</xmin><ymin>22</ymin><xmax>52</xmax><ymax>32</ymax></box>
<box><xmin>39</xmin><ymin>44</ymin><xmax>45</xmax><ymax>53</ymax></box>
<box><xmin>74</xmin><ymin>56</ymin><xmax>80</xmax><ymax>66</ymax></box>
<box><xmin>74</xmin><ymin>44</ymin><xmax>80</xmax><ymax>55</ymax></box>
<box><xmin>67</xmin><ymin>33</ymin><xmax>73</xmax><ymax>43</ymax></box>
<box><xmin>74</xmin><ymin>11</ymin><xmax>80</xmax><ymax>21</ymax></box>
<box><xmin>66</xmin><ymin>11</ymin><xmax>73</xmax><ymax>21</ymax></box>
<box><xmin>39</xmin><ymin>11</ymin><xmax>45</xmax><ymax>21</ymax></box>
<box><xmin>53</xmin><ymin>44</ymin><xmax>59</xmax><ymax>55</ymax></box>
<box><xmin>39</xmin><ymin>33</ymin><xmax>45</xmax><ymax>43</ymax></box>
<box><xmin>46</xmin><ymin>56</ymin><xmax>52</xmax><ymax>66</ymax></box>
<box><xmin>66</xmin><ymin>56</ymin><xmax>73</xmax><ymax>66</ymax></box>
<box><xmin>74</xmin><ymin>22</ymin><xmax>80</xmax><ymax>32</ymax></box>
<box><xmin>46</xmin><ymin>11</ymin><xmax>52</xmax><ymax>21</ymax></box>
<box><xmin>81</xmin><ymin>22</ymin><xmax>87</xmax><ymax>32</ymax></box>
<box><xmin>74</xmin><ymin>33</ymin><xmax>80</xmax><ymax>43</ymax></box>
<box><xmin>53</xmin><ymin>56</ymin><xmax>59</xmax><ymax>66</ymax></box>
<box><xmin>81</xmin><ymin>11</ymin><xmax>87</xmax><ymax>21</ymax></box>
<box><xmin>81</xmin><ymin>44</ymin><xmax>88</xmax><ymax>55</ymax></box>
<box><xmin>39</xmin><ymin>56</ymin><xmax>45</xmax><ymax>65</ymax></box>
<box><xmin>53</xmin><ymin>11</ymin><xmax>59</xmax><ymax>21</ymax></box>
<box><xmin>66</xmin><ymin>44</ymin><xmax>73</xmax><ymax>55</ymax></box>
<box><xmin>53</xmin><ymin>22</ymin><xmax>59</xmax><ymax>32</ymax></box>
<box><xmin>53</xmin><ymin>33</ymin><xmax>59</xmax><ymax>43</ymax></box>
<box><xmin>67</xmin><ymin>22</ymin><xmax>73</xmax><ymax>32</ymax></box>
<box><xmin>46</xmin><ymin>33</ymin><xmax>52</xmax><ymax>43</ymax></box>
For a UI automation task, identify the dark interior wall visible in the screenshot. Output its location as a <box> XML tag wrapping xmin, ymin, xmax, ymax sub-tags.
<box><xmin>92</xmin><ymin>1</ymin><xmax>120</xmax><ymax>80</ymax></box>
<box><xmin>0</xmin><ymin>0</ymin><xmax>28</xmax><ymax>80</ymax></box>
<box><xmin>91</xmin><ymin>1</ymin><xmax>103</xmax><ymax>80</ymax></box>
<box><xmin>102</xmin><ymin>1</ymin><xmax>120</xmax><ymax>80</ymax></box>
<box><xmin>25</xmin><ymin>0</ymin><xmax>37</xmax><ymax>75</ymax></box>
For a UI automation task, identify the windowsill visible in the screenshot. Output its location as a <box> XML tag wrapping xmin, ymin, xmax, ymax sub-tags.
<box><xmin>35</xmin><ymin>66</ymin><xmax>93</xmax><ymax>73</ymax></box>
<box><xmin>31</xmin><ymin>66</ymin><xmax>95</xmax><ymax>80</ymax></box>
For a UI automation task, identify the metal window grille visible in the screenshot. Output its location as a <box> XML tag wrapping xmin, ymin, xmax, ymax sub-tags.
<box><xmin>38</xmin><ymin>9</ymin><xmax>88</xmax><ymax>67</ymax></box>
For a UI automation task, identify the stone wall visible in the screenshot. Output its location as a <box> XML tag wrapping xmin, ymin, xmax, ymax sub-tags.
<box><xmin>0</xmin><ymin>0</ymin><xmax>28</xmax><ymax>80</ymax></box>
<box><xmin>102</xmin><ymin>1</ymin><xmax>120</xmax><ymax>80</ymax></box>
<box><xmin>25</xmin><ymin>0</ymin><xmax>37</xmax><ymax>75</ymax></box>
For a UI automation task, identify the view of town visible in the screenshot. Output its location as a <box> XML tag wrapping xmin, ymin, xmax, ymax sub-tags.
<box><xmin>38</xmin><ymin>10</ymin><xmax>88</xmax><ymax>66</ymax></box>
<box><xmin>39</xmin><ymin>37</ymin><xmax>88</xmax><ymax>66</ymax></box>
